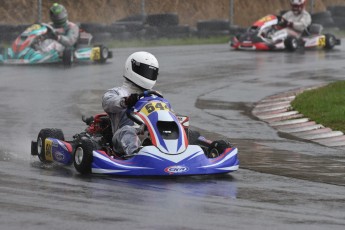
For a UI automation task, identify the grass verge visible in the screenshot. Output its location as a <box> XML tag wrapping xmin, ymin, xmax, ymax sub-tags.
<box><xmin>291</xmin><ymin>81</ymin><xmax>345</xmax><ymax>133</ymax></box>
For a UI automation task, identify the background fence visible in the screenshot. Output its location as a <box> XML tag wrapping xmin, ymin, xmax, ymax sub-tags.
<box><xmin>1</xmin><ymin>0</ymin><xmax>345</xmax><ymax>44</ymax></box>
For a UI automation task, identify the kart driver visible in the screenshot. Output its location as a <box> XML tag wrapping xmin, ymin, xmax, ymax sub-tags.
<box><xmin>271</xmin><ymin>0</ymin><xmax>312</xmax><ymax>42</ymax></box>
<box><xmin>102</xmin><ymin>51</ymin><xmax>230</xmax><ymax>157</ymax></box>
<box><xmin>40</xmin><ymin>3</ymin><xmax>79</xmax><ymax>55</ymax></box>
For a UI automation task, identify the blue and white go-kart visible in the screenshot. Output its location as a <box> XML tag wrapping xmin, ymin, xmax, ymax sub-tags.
<box><xmin>31</xmin><ymin>91</ymin><xmax>239</xmax><ymax>176</ymax></box>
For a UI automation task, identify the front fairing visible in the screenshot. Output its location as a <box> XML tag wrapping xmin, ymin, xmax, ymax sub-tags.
<box><xmin>11</xmin><ymin>24</ymin><xmax>47</xmax><ymax>54</ymax></box>
<box><xmin>253</xmin><ymin>14</ymin><xmax>278</xmax><ymax>29</ymax></box>
<box><xmin>131</xmin><ymin>95</ymin><xmax>188</xmax><ymax>154</ymax></box>
<box><xmin>231</xmin><ymin>14</ymin><xmax>280</xmax><ymax>50</ymax></box>
<box><xmin>4</xmin><ymin>47</ymin><xmax>60</xmax><ymax>64</ymax></box>
<box><xmin>91</xmin><ymin>146</ymin><xmax>239</xmax><ymax>176</ymax></box>
<box><xmin>44</xmin><ymin>138</ymin><xmax>74</xmax><ymax>165</ymax></box>
<box><xmin>237</xmin><ymin>28</ymin><xmax>264</xmax><ymax>43</ymax></box>
<box><xmin>4</xmin><ymin>24</ymin><xmax>61</xmax><ymax>64</ymax></box>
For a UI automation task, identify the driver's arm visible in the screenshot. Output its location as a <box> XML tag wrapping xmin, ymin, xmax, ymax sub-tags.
<box><xmin>58</xmin><ymin>23</ymin><xmax>79</xmax><ymax>47</ymax></box>
<box><xmin>102</xmin><ymin>88</ymin><xmax>128</xmax><ymax>113</ymax></box>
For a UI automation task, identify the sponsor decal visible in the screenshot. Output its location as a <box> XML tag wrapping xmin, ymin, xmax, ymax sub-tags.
<box><xmin>90</xmin><ymin>47</ymin><xmax>101</xmax><ymax>61</ymax></box>
<box><xmin>318</xmin><ymin>36</ymin><xmax>326</xmax><ymax>47</ymax></box>
<box><xmin>45</xmin><ymin>139</ymin><xmax>53</xmax><ymax>161</ymax></box>
<box><xmin>26</xmin><ymin>24</ymin><xmax>41</xmax><ymax>32</ymax></box>
<box><xmin>54</xmin><ymin>151</ymin><xmax>65</xmax><ymax>161</ymax></box>
<box><xmin>5</xmin><ymin>59</ymin><xmax>28</xmax><ymax>64</ymax></box>
<box><xmin>164</xmin><ymin>165</ymin><xmax>189</xmax><ymax>175</ymax></box>
<box><xmin>141</xmin><ymin>102</ymin><xmax>170</xmax><ymax>116</ymax></box>
<box><xmin>258</xmin><ymin>15</ymin><xmax>275</xmax><ymax>23</ymax></box>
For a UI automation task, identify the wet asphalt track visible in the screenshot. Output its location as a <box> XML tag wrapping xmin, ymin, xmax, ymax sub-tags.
<box><xmin>1</xmin><ymin>43</ymin><xmax>345</xmax><ymax>229</ymax></box>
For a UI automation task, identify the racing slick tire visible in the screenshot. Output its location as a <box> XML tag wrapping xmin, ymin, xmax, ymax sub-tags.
<box><xmin>36</xmin><ymin>128</ymin><xmax>65</xmax><ymax>163</ymax></box>
<box><xmin>324</xmin><ymin>34</ymin><xmax>336</xmax><ymax>50</ymax></box>
<box><xmin>62</xmin><ymin>48</ymin><xmax>74</xmax><ymax>66</ymax></box>
<box><xmin>99</xmin><ymin>45</ymin><xmax>110</xmax><ymax>63</ymax></box>
<box><xmin>284</xmin><ymin>36</ymin><xmax>298</xmax><ymax>52</ymax></box>
<box><xmin>74</xmin><ymin>139</ymin><xmax>94</xmax><ymax>175</ymax></box>
<box><xmin>93</xmin><ymin>45</ymin><xmax>111</xmax><ymax>63</ymax></box>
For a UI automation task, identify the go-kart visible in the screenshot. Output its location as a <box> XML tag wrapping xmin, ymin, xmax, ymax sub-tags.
<box><xmin>30</xmin><ymin>91</ymin><xmax>239</xmax><ymax>176</ymax></box>
<box><xmin>0</xmin><ymin>23</ymin><xmax>112</xmax><ymax>66</ymax></box>
<box><xmin>230</xmin><ymin>14</ymin><xmax>341</xmax><ymax>51</ymax></box>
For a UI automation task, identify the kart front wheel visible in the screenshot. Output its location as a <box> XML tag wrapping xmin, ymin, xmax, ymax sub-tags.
<box><xmin>74</xmin><ymin>139</ymin><xmax>94</xmax><ymax>175</ymax></box>
<box><xmin>37</xmin><ymin>128</ymin><xmax>65</xmax><ymax>163</ymax></box>
<box><xmin>62</xmin><ymin>48</ymin><xmax>74</xmax><ymax>66</ymax></box>
<box><xmin>284</xmin><ymin>36</ymin><xmax>298</xmax><ymax>52</ymax></box>
<box><xmin>325</xmin><ymin>34</ymin><xmax>336</xmax><ymax>50</ymax></box>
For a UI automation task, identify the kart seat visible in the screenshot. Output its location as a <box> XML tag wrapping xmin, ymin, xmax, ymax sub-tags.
<box><xmin>98</xmin><ymin>115</ymin><xmax>113</xmax><ymax>145</ymax></box>
<box><xmin>302</xmin><ymin>23</ymin><xmax>323</xmax><ymax>36</ymax></box>
<box><xmin>76</xmin><ymin>29</ymin><xmax>93</xmax><ymax>48</ymax></box>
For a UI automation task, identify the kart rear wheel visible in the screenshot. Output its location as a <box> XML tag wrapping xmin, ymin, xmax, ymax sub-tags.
<box><xmin>284</xmin><ymin>36</ymin><xmax>298</xmax><ymax>52</ymax></box>
<box><xmin>37</xmin><ymin>128</ymin><xmax>65</xmax><ymax>163</ymax></box>
<box><xmin>325</xmin><ymin>34</ymin><xmax>336</xmax><ymax>50</ymax></box>
<box><xmin>74</xmin><ymin>139</ymin><xmax>94</xmax><ymax>175</ymax></box>
<box><xmin>94</xmin><ymin>45</ymin><xmax>110</xmax><ymax>63</ymax></box>
<box><xmin>62</xmin><ymin>48</ymin><xmax>74</xmax><ymax>66</ymax></box>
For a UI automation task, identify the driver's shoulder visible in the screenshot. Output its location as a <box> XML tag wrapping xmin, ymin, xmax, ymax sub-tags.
<box><xmin>66</xmin><ymin>21</ymin><xmax>79</xmax><ymax>30</ymax></box>
<box><xmin>302</xmin><ymin>10</ymin><xmax>312</xmax><ymax>18</ymax></box>
<box><xmin>282</xmin><ymin>10</ymin><xmax>293</xmax><ymax>18</ymax></box>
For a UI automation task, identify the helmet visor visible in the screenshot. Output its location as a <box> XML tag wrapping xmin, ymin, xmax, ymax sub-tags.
<box><xmin>52</xmin><ymin>18</ymin><xmax>67</xmax><ymax>27</ymax></box>
<box><xmin>50</xmin><ymin>3</ymin><xmax>67</xmax><ymax>27</ymax></box>
<box><xmin>131</xmin><ymin>59</ymin><xmax>158</xmax><ymax>80</ymax></box>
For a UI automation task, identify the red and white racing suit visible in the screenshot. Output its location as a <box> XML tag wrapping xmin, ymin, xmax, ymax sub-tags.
<box><xmin>102</xmin><ymin>79</ymin><xmax>143</xmax><ymax>156</ymax></box>
<box><xmin>40</xmin><ymin>21</ymin><xmax>79</xmax><ymax>55</ymax></box>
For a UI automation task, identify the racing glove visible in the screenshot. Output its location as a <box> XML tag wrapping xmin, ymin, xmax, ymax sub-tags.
<box><xmin>286</xmin><ymin>21</ymin><xmax>293</xmax><ymax>28</ymax></box>
<box><xmin>279</xmin><ymin>17</ymin><xmax>288</xmax><ymax>27</ymax></box>
<box><xmin>45</xmin><ymin>24</ymin><xmax>59</xmax><ymax>40</ymax></box>
<box><xmin>50</xmin><ymin>30</ymin><xmax>59</xmax><ymax>40</ymax></box>
<box><xmin>279</xmin><ymin>17</ymin><xmax>293</xmax><ymax>28</ymax></box>
<box><xmin>125</xmin><ymin>93</ymin><xmax>139</xmax><ymax>108</ymax></box>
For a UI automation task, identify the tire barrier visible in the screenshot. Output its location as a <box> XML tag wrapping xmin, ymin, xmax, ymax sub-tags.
<box><xmin>145</xmin><ymin>13</ymin><xmax>179</xmax><ymax>27</ymax></box>
<box><xmin>79</xmin><ymin>23</ymin><xmax>109</xmax><ymax>33</ymax></box>
<box><xmin>197</xmin><ymin>19</ymin><xmax>230</xmax><ymax>32</ymax></box>
<box><xmin>155</xmin><ymin>25</ymin><xmax>190</xmax><ymax>38</ymax></box>
<box><xmin>196</xmin><ymin>19</ymin><xmax>231</xmax><ymax>38</ymax></box>
<box><xmin>327</xmin><ymin>6</ymin><xmax>345</xmax><ymax>30</ymax></box>
<box><xmin>311</xmin><ymin>11</ymin><xmax>337</xmax><ymax>28</ymax></box>
<box><xmin>0</xmin><ymin>14</ymin><xmax>247</xmax><ymax>44</ymax></box>
<box><xmin>92</xmin><ymin>32</ymin><xmax>112</xmax><ymax>43</ymax></box>
<box><xmin>117</xmin><ymin>14</ymin><xmax>147</xmax><ymax>22</ymax></box>
<box><xmin>0</xmin><ymin>24</ymin><xmax>31</xmax><ymax>43</ymax></box>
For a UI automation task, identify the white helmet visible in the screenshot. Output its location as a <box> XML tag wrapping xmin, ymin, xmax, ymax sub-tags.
<box><xmin>124</xmin><ymin>51</ymin><xmax>159</xmax><ymax>90</ymax></box>
<box><xmin>290</xmin><ymin>0</ymin><xmax>306</xmax><ymax>15</ymax></box>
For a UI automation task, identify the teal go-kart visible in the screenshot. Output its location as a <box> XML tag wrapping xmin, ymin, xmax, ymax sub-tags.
<box><xmin>0</xmin><ymin>23</ymin><xmax>112</xmax><ymax>66</ymax></box>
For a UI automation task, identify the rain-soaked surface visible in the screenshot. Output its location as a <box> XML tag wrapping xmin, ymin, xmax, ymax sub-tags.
<box><xmin>1</xmin><ymin>42</ymin><xmax>345</xmax><ymax>229</ymax></box>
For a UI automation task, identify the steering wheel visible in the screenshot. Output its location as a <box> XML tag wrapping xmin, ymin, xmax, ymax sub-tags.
<box><xmin>41</xmin><ymin>23</ymin><xmax>58</xmax><ymax>39</ymax></box>
<box><xmin>126</xmin><ymin>90</ymin><xmax>163</xmax><ymax>126</ymax></box>
<box><xmin>137</xmin><ymin>90</ymin><xmax>163</xmax><ymax>99</ymax></box>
